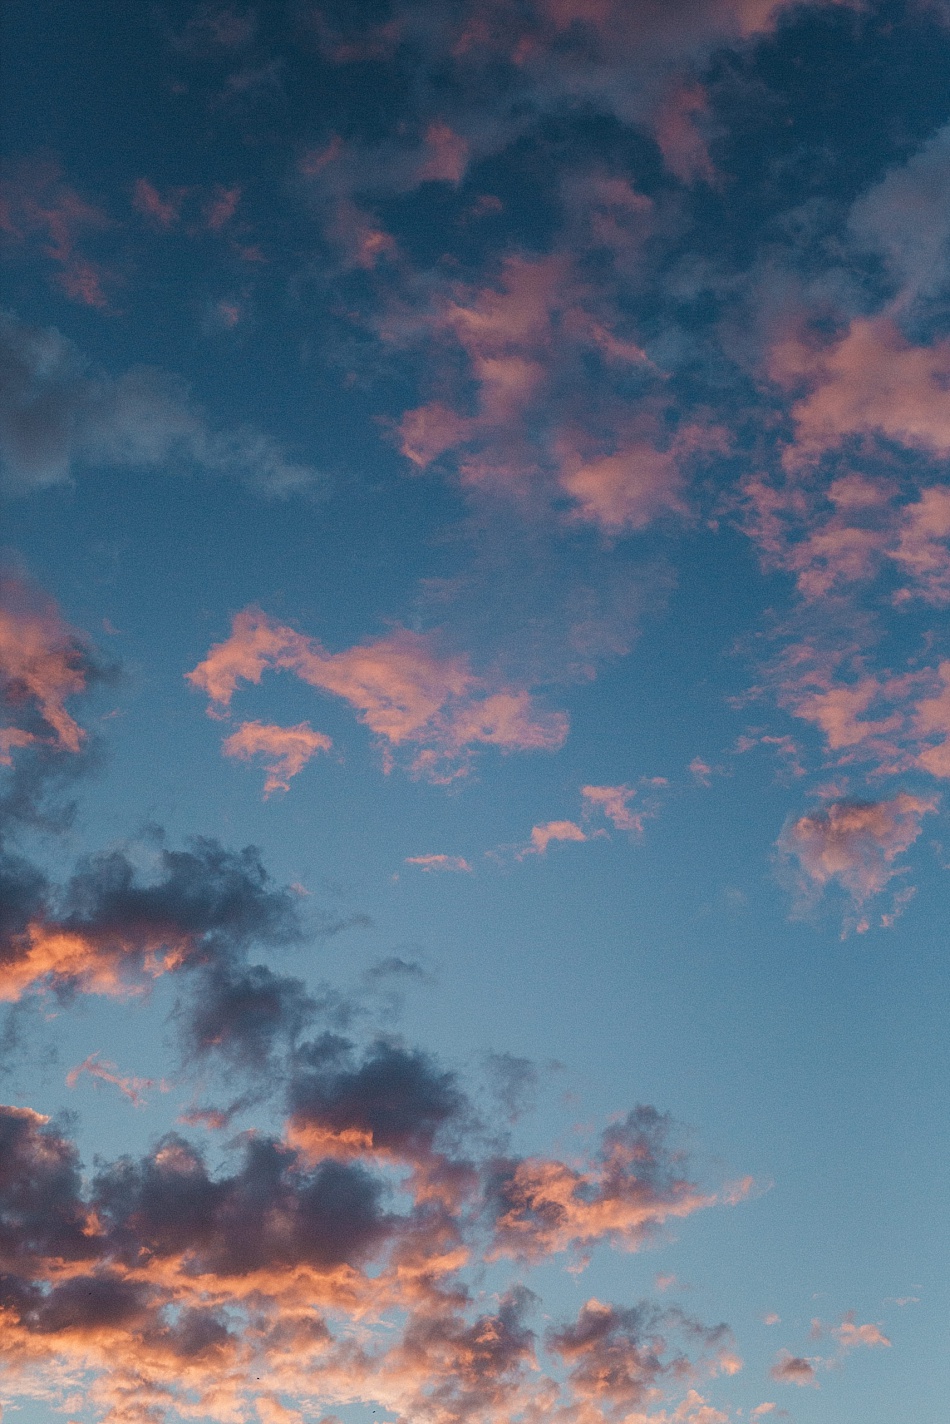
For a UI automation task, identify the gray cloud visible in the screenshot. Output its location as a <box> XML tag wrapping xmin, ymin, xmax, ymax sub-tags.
<box><xmin>0</xmin><ymin>310</ymin><xmax>322</xmax><ymax>496</ymax></box>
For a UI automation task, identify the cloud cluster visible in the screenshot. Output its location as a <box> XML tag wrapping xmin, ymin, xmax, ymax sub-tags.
<box><xmin>0</xmin><ymin>576</ymin><xmax>747</xmax><ymax>1423</ymax></box>
<box><xmin>189</xmin><ymin>607</ymin><xmax>568</xmax><ymax>781</ymax></box>
<box><xmin>769</xmin><ymin>1312</ymin><xmax>891</xmax><ymax>1387</ymax></box>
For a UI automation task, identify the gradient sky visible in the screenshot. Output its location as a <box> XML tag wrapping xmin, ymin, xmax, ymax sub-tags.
<box><xmin>2</xmin><ymin>2</ymin><xmax>949</xmax><ymax>1422</ymax></box>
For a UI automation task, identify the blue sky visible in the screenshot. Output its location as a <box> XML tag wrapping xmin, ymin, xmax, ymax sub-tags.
<box><xmin>2</xmin><ymin>3</ymin><xmax>950</xmax><ymax>1422</ymax></box>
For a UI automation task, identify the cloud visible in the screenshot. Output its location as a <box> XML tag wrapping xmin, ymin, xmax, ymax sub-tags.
<box><xmin>653</xmin><ymin>80</ymin><xmax>717</xmax><ymax>185</ymax></box>
<box><xmin>0</xmin><ymin>572</ymin><xmax>102</xmax><ymax>755</ymax></box>
<box><xmin>775</xmin><ymin>317</ymin><xmax>950</xmax><ymax>469</ymax></box>
<box><xmin>65</xmin><ymin>1052</ymin><xmax>161</xmax><ymax>1108</ymax></box>
<box><xmin>0</xmin><ymin>836</ymin><xmax>300</xmax><ymax>1002</ymax></box>
<box><xmin>830</xmin><ymin>1313</ymin><xmax>891</xmax><ymax>1355</ymax></box>
<box><xmin>488</xmin><ymin>1107</ymin><xmax>724</xmax><ymax>1261</ymax></box>
<box><xmin>188</xmin><ymin>609</ymin><xmax>568</xmax><ymax>778</ymax></box>
<box><xmin>0</xmin><ymin>311</ymin><xmax>321</xmax><ymax>495</ymax></box>
<box><xmin>286</xmin><ymin>1038</ymin><xmax>468</xmax><ymax>1176</ymax></box>
<box><xmin>779</xmin><ymin>794</ymin><xmax>937</xmax><ymax>910</ymax></box>
<box><xmin>404</xmin><ymin>854</ymin><xmax>472</xmax><ymax>872</ymax></box>
<box><xmin>0</xmin><ymin>1082</ymin><xmax>743</xmax><ymax>1423</ymax></box>
<box><xmin>849</xmin><ymin>120</ymin><xmax>950</xmax><ymax>301</ymax></box>
<box><xmin>0</xmin><ymin>158</ymin><xmax>114</xmax><ymax>306</ymax></box>
<box><xmin>769</xmin><ymin>1351</ymin><xmax>819</xmax><ymax>1387</ymax></box>
<box><xmin>520</xmin><ymin>819</ymin><xmax>588</xmax><ymax>856</ymax></box>
<box><xmin>222</xmin><ymin>721</ymin><xmax>333</xmax><ymax>796</ymax></box>
<box><xmin>581</xmin><ymin>784</ymin><xmax>646</xmax><ymax>833</ymax></box>
<box><xmin>548</xmin><ymin>1297</ymin><xmax>736</xmax><ymax>1416</ymax></box>
<box><xmin>386</xmin><ymin>253</ymin><xmax>715</xmax><ymax>533</ymax></box>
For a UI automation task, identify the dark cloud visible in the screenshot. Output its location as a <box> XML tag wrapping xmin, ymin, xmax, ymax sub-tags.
<box><xmin>93</xmin><ymin>1132</ymin><xmax>392</xmax><ymax>1276</ymax></box>
<box><xmin>184</xmin><ymin>960</ymin><xmax>316</xmax><ymax>1066</ymax></box>
<box><xmin>0</xmin><ymin>837</ymin><xmax>301</xmax><ymax>1002</ymax></box>
<box><xmin>0</xmin><ymin>1104</ymin><xmax>95</xmax><ymax>1268</ymax></box>
<box><xmin>287</xmin><ymin>1036</ymin><xmax>467</xmax><ymax>1164</ymax></box>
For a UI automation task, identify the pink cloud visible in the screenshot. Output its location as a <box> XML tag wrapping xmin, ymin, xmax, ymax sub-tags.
<box><xmin>187</xmin><ymin>609</ymin><xmax>567</xmax><ymax>776</ymax></box>
<box><xmin>654</xmin><ymin>80</ymin><xmax>716</xmax><ymax>184</ymax></box>
<box><xmin>397</xmin><ymin>401</ymin><xmax>471</xmax><ymax>468</ymax></box>
<box><xmin>776</xmin><ymin>317</ymin><xmax>950</xmax><ymax>468</ymax></box>
<box><xmin>581</xmin><ymin>783</ymin><xmax>645</xmax><ymax>833</ymax></box>
<box><xmin>556</xmin><ymin>436</ymin><xmax>686</xmax><ymax>532</ymax></box>
<box><xmin>831</xmin><ymin>1313</ymin><xmax>892</xmax><ymax>1355</ymax></box>
<box><xmin>66</xmin><ymin>1052</ymin><xmax>163</xmax><ymax>1109</ymax></box>
<box><xmin>221</xmin><ymin>720</ymin><xmax>332</xmax><ymax>795</ymax></box>
<box><xmin>769</xmin><ymin>1351</ymin><xmax>819</xmax><ymax>1387</ymax></box>
<box><xmin>404</xmin><ymin>854</ymin><xmax>473</xmax><ymax>872</ymax></box>
<box><xmin>891</xmin><ymin>484</ymin><xmax>950</xmax><ymax>603</ymax></box>
<box><xmin>1</xmin><ymin>159</ymin><xmax>113</xmax><ymax>306</ymax></box>
<box><xmin>780</xmin><ymin>793</ymin><xmax>937</xmax><ymax>907</ymax></box>
<box><xmin>912</xmin><ymin>659</ymin><xmax>950</xmax><ymax>775</ymax></box>
<box><xmin>132</xmin><ymin>178</ymin><xmax>183</xmax><ymax>228</ymax></box>
<box><xmin>418</xmin><ymin>122</ymin><xmax>469</xmax><ymax>185</ymax></box>
<box><xmin>204</xmin><ymin>184</ymin><xmax>241</xmax><ymax>230</ymax></box>
<box><xmin>521</xmin><ymin>819</ymin><xmax>588</xmax><ymax>856</ymax></box>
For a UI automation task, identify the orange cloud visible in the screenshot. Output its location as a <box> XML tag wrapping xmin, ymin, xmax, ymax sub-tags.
<box><xmin>188</xmin><ymin>609</ymin><xmax>567</xmax><ymax>776</ymax></box>
<box><xmin>222</xmin><ymin>720</ymin><xmax>332</xmax><ymax>795</ymax></box>
<box><xmin>0</xmin><ymin>921</ymin><xmax>193</xmax><ymax>1002</ymax></box>
<box><xmin>489</xmin><ymin>1109</ymin><xmax>730</xmax><ymax>1261</ymax></box>
<box><xmin>0</xmin><ymin>574</ymin><xmax>96</xmax><ymax>754</ymax></box>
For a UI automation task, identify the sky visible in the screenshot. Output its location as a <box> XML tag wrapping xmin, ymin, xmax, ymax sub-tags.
<box><xmin>1</xmin><ymin>1</ymin><xmax>949</xmax><ymax>1421</ymax></box>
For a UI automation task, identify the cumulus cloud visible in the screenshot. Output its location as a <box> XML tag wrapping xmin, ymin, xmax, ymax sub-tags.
<box><xmin>188</xmin><ymin>608</ymin><xmax>568</xmax><ymax>778</ymax></box>
<box><xmin>0</xmin><ymin>836</ymin><xmax>300</xmax><ymax>1002</ymax></box>
<box><xmin>0</xmin><ymin>311</ymin><xmax>321</xmax><ymax>495</ymax></box>
<box><xmin>487</xmin><ymin>1107</ymin><xmax>739</xmax><ymax>1261</ymax></box>
<box><xmin>0</xmin><ymin>583</ymin><xmax>747</xmax><ymax>1423</ymax></box>
<box><xmin>779</xmin><ymin>794</ymin><xmax>937</xmax><ymax>912</ymax></box>
<box><xmin>0</xmin><ymin>1065</ymin><xmax>742</xmax><ymax>1423</ymax></box>
<box><xmin>829</xmin><ymin>1312</ymin><xmax>891</xmax><ymax>1356</ymax></box>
